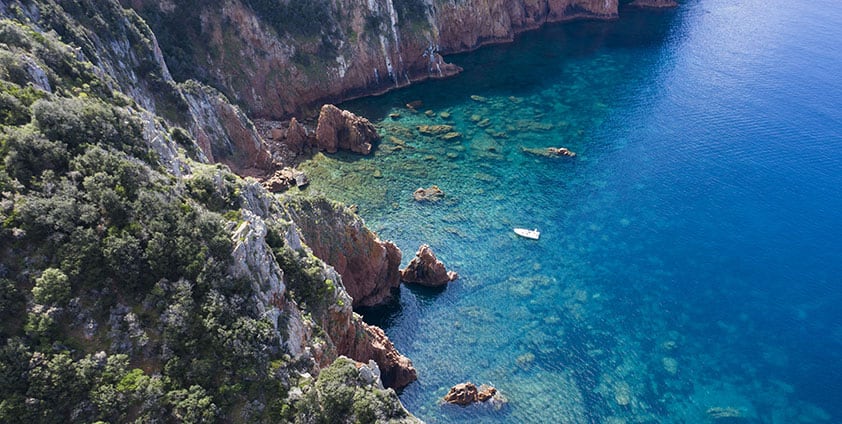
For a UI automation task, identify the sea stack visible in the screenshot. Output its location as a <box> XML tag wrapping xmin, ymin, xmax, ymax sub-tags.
<box><xmin>315</xmin><ymin>104</ymin><xmax>379</xmax><ymax>155</ymax></box>
<box><xmin>400</xmin><ymin>244</ymin><xmax>458</xmax><ymax>287</ymax></box>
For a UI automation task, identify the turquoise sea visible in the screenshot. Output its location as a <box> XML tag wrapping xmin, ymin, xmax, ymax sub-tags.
<box><xmin>300</xmin><ymin>0</ymin><xmax>842</xmax><ymax>422</ymax></box>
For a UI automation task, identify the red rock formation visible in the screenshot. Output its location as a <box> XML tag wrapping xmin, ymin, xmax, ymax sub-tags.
<box><xmin>319</xmin><ymin>289</ymin><xmax>416</xmax><ymax>390</ymax></box>
<box><xmin>435</xmin><ymin>0</ymin><xmax>618</xmax><ymax>52</ymax></box>
<box><xmin>400</xmin><ymin>245</ymin><xmax>458</xmax><ymax>287</ymax></box>
<box><xmin>262</xmin><ymin>167</ymin><xmax>308</xmax><ymax>193</ymax></box>
<box><xmin>285</xmin><ymin>117</ymin><xmax>310</xmax><ymax>153</ymax></box>
<box><xmin>342</xmin><ymin>319</ymin><xmax>417</xmax><ymax>390</ymax></box>
<box><xmin>315</xmin><ymin>104</ymin><xmax>378</xmax><ymax>155</ymax></box>
<box><xmin>285</xmin><ymin>196</ymin><xmax>402</xmax><ymax>308</ymax></box>
<box><xmin>443</xmin><ymin>382</ymin><xmax>498</xmax><ymax>406</ymax></box>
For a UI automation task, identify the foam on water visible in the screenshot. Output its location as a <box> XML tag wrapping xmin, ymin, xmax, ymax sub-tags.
<box><xmin>299</xmin><ymin>0</ymin><xmax>842</xmax><ymax>422</ymax></box>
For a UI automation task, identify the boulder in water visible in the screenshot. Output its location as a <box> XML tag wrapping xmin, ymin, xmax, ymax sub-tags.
<box><xmin>443</xmin><ymin>382</ymin><xmax>500</xmax><ymax>406</ymax></box>
<box><xmin>413</xmin><ymin>185</ymin><xmax>445</xmax><ymax>202</ymax></box>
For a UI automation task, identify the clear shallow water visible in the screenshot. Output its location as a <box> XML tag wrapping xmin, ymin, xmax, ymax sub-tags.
<box><xmin>300</xmin><ymin>0</ymin><xmax>842</xmax><ymax>422</ymax></box>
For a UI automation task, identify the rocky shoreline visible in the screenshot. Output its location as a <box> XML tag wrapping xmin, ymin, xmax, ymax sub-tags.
<box><xmin>0</xmin><ymin>0</ymin><xmax>678</xmax><ymax>421</ymax></box>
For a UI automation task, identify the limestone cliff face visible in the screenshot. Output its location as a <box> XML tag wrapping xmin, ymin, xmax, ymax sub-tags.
<box><xmin>181</xmin><ymin>81</ymin><xmax>276</xmax><ymax>175</ymax></box>
<box><xmin>126</xmin><ymin>0</ymin><xmax>619</xmax><ymax>119</ymax></box>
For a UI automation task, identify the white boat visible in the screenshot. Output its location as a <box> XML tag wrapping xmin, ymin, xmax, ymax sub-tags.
<box><xmin>514</xmin><ymin>228</ymin><xmax>540</xmax><ymax>240</ymax></box>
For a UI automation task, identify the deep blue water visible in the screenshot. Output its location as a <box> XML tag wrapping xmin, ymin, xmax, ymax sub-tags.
<box><xmin>301</xmin><ymin>0</ymin><xmax>842</xmax><ymax>421</ymax></box>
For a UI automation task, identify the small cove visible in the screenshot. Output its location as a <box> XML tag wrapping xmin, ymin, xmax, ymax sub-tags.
<box><xmin>300</xmin><ymin>1</ymin><xmax>842</xmax><ymax>422</ymax></box>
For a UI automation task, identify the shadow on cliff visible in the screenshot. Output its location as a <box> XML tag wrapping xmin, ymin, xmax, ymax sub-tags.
<box><xmin>340</xmin><ymin>5</ymin><xmax>684</xmax><ymax>122</ymax></box>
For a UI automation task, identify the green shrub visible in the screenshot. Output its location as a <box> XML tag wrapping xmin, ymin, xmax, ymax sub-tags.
<box><xmin>2</xmin><ymin>128</ymin><xmax>70</xmax><ymax>188</ymax></box>
<box><xmin>0</xmin><ymin>91</ymin><xmax>29</xmax><ymax>125</ymax></box>
<box><xmin>185</xmin><ymin>170</ymin><xmax>240</xmax><ymax>212</ymax></box>
<box><xmin>167</xmin><ymin>385</ymin><xmax>219</xmax><ymax>423</ymax></box>
<box><xmin>32</xmin><ymin>97</ymin><xmax>143</xmax><ymax>154</ymax></box>
<box><xmin>32</xmin><ymin>268</ymin><xmax>70</xmax><ymax>306</ymax></box>
<box><xmin>0</xmin><ymin>278</ymin><xmax>23</xmax><ymax>323</ymax></box>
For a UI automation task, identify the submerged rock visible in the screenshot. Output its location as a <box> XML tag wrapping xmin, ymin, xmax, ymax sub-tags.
<box><xmin>629</xmin><ymin>0</ymin><xmax>678</xmax><ymax>8</ymax></box>
<box><xmin>400</xmin><ymin>244</ymin><xmax>458</xmax><ymax>287</ymax></box>
<box><xmin>406</xmin><ymin>100</ymin><xmax>424</xmax><ymax>110</ymax></box>
<box><xmin>548</xmin><ymin>147</ymin><xmax>576</xmax><ymax>157</ymax></box>
<box><xmin>522</xmin><ymin>146</ymin><xmax>577</xmax><ymax>158</ymax></box>
<box><xmin>442</xmin><ymin>131</ymin><xmax>462</xmax><ymax>141</ymax></box>
<box><xmin>417</xmin><ymin>124</ymin><xmax>454</xmax><ymax>136</ymax></box>
<box><xmin>315</xmin><ymin>104</ymin><xmax>378</xmax><ymax>155</ymax></box>
<box><xmin>413</xmin><ymin>185</ymin><xmax>445</xmax><ymax>202</ymax></box>
<box><xmin>706</xmin><ymin>407</ymin><xmax>743</xmax><ymax>420</ymax></box>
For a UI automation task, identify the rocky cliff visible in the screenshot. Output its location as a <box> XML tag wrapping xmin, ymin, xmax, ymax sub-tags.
<box><xmin>0</xmin><ymin>1</ymin><xmax>417</xmax><ymax>421</ymax></box>
<box><xmin>284</xmin><ymin>196</ymin><xmax>403</xmax><ymax>309</ymax></box>
<box><xmin>125</xmin><ymin>0</ymin><xmax>620</xmax><ymax>119</ymax></box>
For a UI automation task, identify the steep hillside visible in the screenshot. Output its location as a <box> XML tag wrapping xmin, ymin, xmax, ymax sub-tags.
<box><xmin>125</xmin><ymin>0</ymin><xmax>620</xmax><ymax>118</ymax></box>
<box><xmin>0</xmin><ymin>1</ymin><xmax>418</xmax><ymax>422</ymax></box>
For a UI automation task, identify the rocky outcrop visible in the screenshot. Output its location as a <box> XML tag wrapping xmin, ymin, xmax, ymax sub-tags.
<box><xmin>338</xmin><ymin>319</ymin><xmax>417</xmax><ymax>390</ymax></box>
<box><xmin>284</xmin><ymin>196</ymin><xmax>402</xmax><ymax>308</ymax></box>
<box><xmin>236</xmin><ymin>184</ymin><xmax>414</xmax><ymax>390</ymax></box>
<box><xmin>548</xmin><ymin>147</ymin><xmax>577</xmax><ymax>157</ymax></box>
<box><xmin>443</xmin><ymin>382</ymin><xmax>500</xmax><ymax>406</ymax></box>
<box><xmin>229</xmin><ymin>208</ymin><xmax>314</xmax><ymax>356</ymax></box>
<box><xmin>282</xmin><ymin>117</ymin><xmax>311</xmax><ymax>154</ymax></box>
<box><xmin>258</xmin><ymin>117</ymin><xmax>315</xmax><ymax>165</ymax></box>
<box><xmin>315</xmin><ymin>105</ymin><xmax>379</xmax><ymax>155</ymax></box>
<box><xmin>127</xmin><ymin>0</ymin><xmax>621</xmax><ymax>119</ymax></box>
<box><xmin>262</xmin><ymin>167</ymin><xmax>309</xmax><ymax>193</ymax></box>
<box><xmin>289</xmin><ymin>357</ymin><xmax>422</xmax><ymax>423</ymax></box>
<box><xmin>400</xmin><ymin>245</ymin><xmax>458</xmax><ymax>287</ymax></box>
